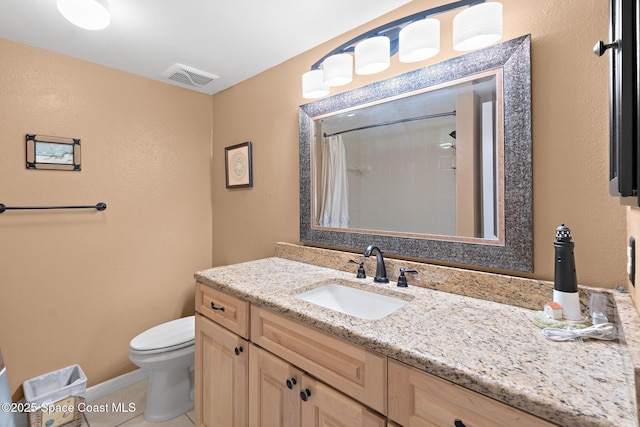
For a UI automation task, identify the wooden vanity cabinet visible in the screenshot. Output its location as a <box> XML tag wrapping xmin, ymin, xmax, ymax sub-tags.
<box><xmin>195</xmin><ymin>283</ymin><xmax>250</xmax><ymax>427</ymax></box>
<box><xmin>388</xmin><ymin>360</ymin><xmax>557</xmax><ymax>427</ymax></box>
<box><xmin>196</xmin><ymin>284</ymin><xmax>386</xmax><ymax>427</ymax></box>
<box><xmin>195</xmin><ymin>283</ymin><xmax>557</xmax><ymax>427</ymax></box>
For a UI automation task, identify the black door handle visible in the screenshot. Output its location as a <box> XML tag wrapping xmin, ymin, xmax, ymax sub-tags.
<box><xmin>234</xmin><ymin>346</ymin><xmax>243</xmax><ymax>356</ymax></box>
<box><xmin>454</xmin><ymin>420</ymin><xmax>466</xmax><ymax>427</ymax></box>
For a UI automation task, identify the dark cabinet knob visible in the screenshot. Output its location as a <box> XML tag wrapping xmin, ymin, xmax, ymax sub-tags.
<box><xmin>234</xmin><ymin>346</ymin><xmax>243</xmax><ymax>356</ymax></box>
<box><xmin>454</xmin><ymin>420</ymin><xmax>466</xmax><ymax>427</ymax></box>
<box><xmin>593</xmin><ymin>40</ymin><xmax>620</xmax><ymax>57</ymax></box>
<box><xmin>210</xmin><ymin>302</ymin><xmax>225</xmax><ymax>311</ymax></box>
<box><xmin>300</xmin><ymin>389</ymin><xmax>311</xmax><ymax>401</ymax></box>
<box><xmin>286</xmin><ymin>377</ymin><xmax>297</xmax><ymax>389</ymax></box>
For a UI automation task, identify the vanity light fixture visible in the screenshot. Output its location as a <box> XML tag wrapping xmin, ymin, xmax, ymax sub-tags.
<box><xmin>399</xmin><ymin>18</ymin><xmax>440</xmax><ymax>63</ymax></box>
<box><xmin>323</xmin><ymin>53</ymin><xmax>353</xmax><ymax>86</ymax></box>
<box><xmin>302</xmin><ymin>0</ymin><xmax>503</xmax><ymax>99</ymax></box>
<box><xmin>302</xmin><ymin>69</ymin><xmax>330</xmax><ymax>99</ymax></box>
<box><xmin>354</xmin><ymin>36</ymin><xmax>391</xmax><ymax>75</ymax></box>
<box><xmin>56</xmin><ymin>0</ymin><xmax>111</xmax><ymax>31</ymax></box>
<box><xmin>453</xmin><ymin>2</ymin><xmax>503</xmax><ymax>51</ymax></box>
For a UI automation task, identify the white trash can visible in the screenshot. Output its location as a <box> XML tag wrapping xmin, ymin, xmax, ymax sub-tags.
<box><xmin>22</xmin><ymin>364</ymin><xmax>87</xmax><ymax>427</ymax></box>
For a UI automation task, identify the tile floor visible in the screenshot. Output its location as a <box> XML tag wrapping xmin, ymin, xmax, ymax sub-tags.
<box><xmin>82</xmin><ymin>380</ymin><xmax>194</xmax><ymax>427</ymax></box>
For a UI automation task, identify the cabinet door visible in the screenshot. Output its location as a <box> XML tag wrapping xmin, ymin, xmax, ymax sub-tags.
<box><xmin>300</xmin><ymin>376</ymin><xmax>386</xmax><ymax>427</ymax></box>
<box><xmin>251</xmin><ymin>306</ymin><xmax>386</xmax><ymax>414</ymax></box>
<box><xmin>388</xmin><ymin>360</ymin><xmax>557</xmax><ymax>427</ymax></box>
<box><xmin>195</xmin><ymin>314</ymin><xmax>248</xmax><ymax>427</ymax></box>
<box><xmin>249</xmin><ymin>344</ymin><xmax>301</xmax><ymax>427</ymax></box>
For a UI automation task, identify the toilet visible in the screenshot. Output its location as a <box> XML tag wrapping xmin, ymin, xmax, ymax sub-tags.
<box><xmin>129</xmin><ymin>316</ymin><xmax>195</xmax><ymax>422</ymax></box>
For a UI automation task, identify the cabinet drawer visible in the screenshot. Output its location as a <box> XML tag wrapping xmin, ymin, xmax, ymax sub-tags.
<box><xmin>251</xmin><ymin>306</ymin><xmax>386</xmax><ymax>414</ymax></box>
<box><xmin>388</xmin><ymin>359</ymin><xmax>558</xmax><ymax>427</ymax></box>
<box><xmin>196</xmin><ymin>282</ymin><xmax>249</xmax><ymax>339</ymax></box>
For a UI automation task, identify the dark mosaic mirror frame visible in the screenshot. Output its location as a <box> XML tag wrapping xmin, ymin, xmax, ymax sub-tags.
<box><xmin>299</xmin><ymin>35</ymin><xmax>532</xmax><ymax>272</ymax></box>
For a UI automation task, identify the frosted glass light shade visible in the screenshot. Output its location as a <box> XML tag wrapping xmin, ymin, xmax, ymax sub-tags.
<box><xmin>453</xmin><ymin>2</ymin><xmax>502</xmax><ymax>51</ymax></box>
<box><xmin>323</xmin><ymin>54</ymin><xmax>353</xmax><ymax>86</ymax></box>
<box><xmin>399</xmin><ymin>18</ymin><xmax>440</xmax><ymax>63</ymax></box>
<box><xmin>57</xmin><ymin>0</ymin><xmax>111</xmax><ymax>30</ymax></box>
<box><xmin>302</xmin><ymin>69</ymin><xmax>329</xmax><ymax>99</ymax></box>
<box><xmin>355</xmin><ymin>36</ymin><xmax>390</xmax><ymax>75</ymax></box>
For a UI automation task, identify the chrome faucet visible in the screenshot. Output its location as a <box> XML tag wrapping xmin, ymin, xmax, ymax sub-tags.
<box><xmin>364</xmin><ymin>245</ymin><xmax>389</xmax><ymax>283</ymax></box>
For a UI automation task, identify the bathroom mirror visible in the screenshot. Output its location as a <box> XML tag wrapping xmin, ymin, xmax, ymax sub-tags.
<box><xmin>315</xmin><ymin>73</ymin><xmax>500</xmax><ymax>240</ymax></box>
<box><xmin>299</xmin><ymin>35</ymin><xmax>532</xmax><ymax>272</ymax></box>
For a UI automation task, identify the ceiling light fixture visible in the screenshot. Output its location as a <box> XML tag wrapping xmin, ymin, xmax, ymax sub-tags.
<box><xmin>57</xmin><ymin>0</ymin><xmax>111</xmax><ymax>31</ymax></box>
<box><xmin>303</xmin><ymin>0</ymin><xmax>502</xmax><ymax>99</ymax></box>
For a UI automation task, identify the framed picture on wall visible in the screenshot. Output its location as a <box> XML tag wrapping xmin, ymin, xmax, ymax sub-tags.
<box><xmin>26</xmin><ymin>134</ymin><xmax>81</xmax><ymax>171</ymax></box>
<box><xmin>225</xmin><ymin>141</ymin><xmax>253</xmax><ymax>188</ymax></box>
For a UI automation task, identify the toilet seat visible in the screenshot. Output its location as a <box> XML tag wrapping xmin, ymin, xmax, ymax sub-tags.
<box><xmin>130</xmin><ymin>316</ymin><xmax>195</xmax><ymax>354</ymax></box>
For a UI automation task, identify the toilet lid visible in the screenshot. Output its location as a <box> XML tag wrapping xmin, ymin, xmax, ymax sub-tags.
<box><xmin>130</xmin><ymin>316</ymin><xmax>195</xmax><ymax>352</ymax></box>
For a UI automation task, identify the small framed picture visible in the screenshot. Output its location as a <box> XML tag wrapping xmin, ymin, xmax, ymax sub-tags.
<box><xmin>26</xmin><ymin>134</ymin><xmax>81</xmax><ymax>171</ymax></box>
<box><xmin>225</xmin><ymin>141</ymin><xmax>253</xmax><ymax>188</ymax></box>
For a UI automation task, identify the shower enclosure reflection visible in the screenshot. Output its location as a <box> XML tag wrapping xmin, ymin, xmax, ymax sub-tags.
<box><xmin>312</xmin><ymin>72</ymin><xmax>501</xmax><ymax>241</ymax></box>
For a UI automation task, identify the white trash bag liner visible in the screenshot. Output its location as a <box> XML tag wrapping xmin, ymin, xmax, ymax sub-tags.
<box><xmin>23</xmin><ymin>364</ymin><xmax>87</xmax><ymax>408</ymax></box>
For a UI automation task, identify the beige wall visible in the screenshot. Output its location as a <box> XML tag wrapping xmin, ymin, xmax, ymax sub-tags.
<box><xmin>211</xmin><ymin>0</ymin><xmax>627</xmax><ymax>288</ymax></box>
<box><xmin>0</xmin><ymin>39</ymin><xmax>213</xmax><ymax>397</ymax></box>
<box><xmin>1</xmin><ymin>0</ymin><xmax>630</xmax><ymax>400</ymax></box>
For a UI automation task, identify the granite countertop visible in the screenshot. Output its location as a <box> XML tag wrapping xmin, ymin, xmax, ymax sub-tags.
<box><xmin>195</xmin><ymin>257</ymin><xmax>637</xmax><ymax>427</ymax></box>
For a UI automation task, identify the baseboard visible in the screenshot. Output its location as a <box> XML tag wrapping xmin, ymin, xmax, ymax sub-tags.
<box><xmin>86</xmin><ymin>368</ymin><xmax>148</xmax><ymax>403</ymax></box>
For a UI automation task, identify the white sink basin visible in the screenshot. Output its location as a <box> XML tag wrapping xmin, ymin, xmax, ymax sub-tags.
<box><xmin>295</xmin><ymin>283</ymin><xmax>409</xmax><ymax>320</ymax></box>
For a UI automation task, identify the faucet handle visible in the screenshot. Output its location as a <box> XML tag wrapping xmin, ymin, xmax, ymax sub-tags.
<box><xmin>397</xmin><ymin>268</ymin><xmax>418</xmax><ymax>287</ymax></box>
<box><xmin>348</xmin><ymin>260</ymin><xmax>366</xmax><ymax>279</ymax></box>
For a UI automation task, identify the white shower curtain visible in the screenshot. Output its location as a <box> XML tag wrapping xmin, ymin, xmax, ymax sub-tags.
<box><xmin>319</xmin><ymin>135</ymin><xmax>349</xmax><ymax>228</ymax></box>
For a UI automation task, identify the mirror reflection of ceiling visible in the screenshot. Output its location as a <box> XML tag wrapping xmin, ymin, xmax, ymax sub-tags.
<box><xmin>319</xmin><ymin>77</ymin><xmax>496</xmax><ymax>135</ymax></box>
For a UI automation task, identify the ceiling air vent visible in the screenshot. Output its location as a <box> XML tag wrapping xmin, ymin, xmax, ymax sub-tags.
<box><xmin>161</xmin><ymin>63</ymin><xmax>219</xmax><ymax>88</ymax></box>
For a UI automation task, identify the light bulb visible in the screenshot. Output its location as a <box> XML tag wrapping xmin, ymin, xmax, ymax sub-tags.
<box><xmin>57</xmin><ymin>0</ymin><xmax>111</xmax><ymax>30</ymax></box>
